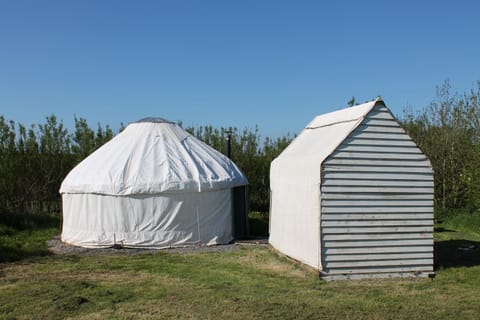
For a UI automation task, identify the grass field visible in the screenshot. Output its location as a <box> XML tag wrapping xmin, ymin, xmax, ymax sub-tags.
<box><xmin>1</xmin><ymin>211</ymin><xmax>480</xmax><ymax>319</ymax></box>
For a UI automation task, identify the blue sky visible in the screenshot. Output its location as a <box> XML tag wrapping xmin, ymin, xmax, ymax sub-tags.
<box><xmin>1</xmin><ymin>0</ymin><xmax>479</xmax><ymax>138</ymax></box>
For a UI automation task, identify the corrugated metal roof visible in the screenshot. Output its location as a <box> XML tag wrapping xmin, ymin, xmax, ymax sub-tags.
<box><xmin>320</xmin><ymin>103</ymin><xmax>434</xmax><ymax>279</ymax></box>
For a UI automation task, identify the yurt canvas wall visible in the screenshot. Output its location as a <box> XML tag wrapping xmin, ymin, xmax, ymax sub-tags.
<box><xmin>60</xmin><ymin>118</ymin><xmax>248</xmax><ymax>248</ymax></box>
<box><xmin>269</xmin><ymin>98</ymin><xmax>434</xmax><ymax>280</ymax></box>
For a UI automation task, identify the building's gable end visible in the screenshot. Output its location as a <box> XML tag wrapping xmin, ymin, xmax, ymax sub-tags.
<box><xmin>320</xmin><ymin>102</ymin><xmax>434</xmax><ymax>280</ymax></box>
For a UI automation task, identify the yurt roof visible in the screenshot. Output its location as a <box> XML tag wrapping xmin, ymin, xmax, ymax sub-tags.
<box><xmin>60</xmin><ymin>118</ymin><xmax>248</xmax><ymax>195</ymax></box>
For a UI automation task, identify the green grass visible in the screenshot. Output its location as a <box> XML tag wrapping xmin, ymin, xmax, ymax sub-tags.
<box><xmin>0</xmin><ymin>211</ymin><xmax>61</xmax><ymax>263</ymax></box>
<box><xmin>434</xmin><ymin>211</ymin><xmax>480</xmax><ymax>270</ymax></box>
<box><xmin>443</xmin><ymin>210</ymin><xmax>480</xmax><ymax>236</ymax></box>
<box><xmin>1</xmin><ymin>212</ymin><xmax>480</xmax><ymax>319</ymax></box>
<box><xmin>435</xmin><ymin>208</ymin><xmax>480</xmax><ymax>232</ymax></box>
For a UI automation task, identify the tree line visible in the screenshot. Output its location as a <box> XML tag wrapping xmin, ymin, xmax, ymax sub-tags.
<box><xmin>401</xmin><ymin>80</ymin><xmax>480</xmax><ymax>212</ymax></box>
<box><xmin>0</xmin><ymin>115</ymin><xmax>116</xmax><ymax>214</ymax></box>
<box><xmin>0</xmin><ymin>115</ymin><xmax>291</xmax><ymax>214</ymax></box>
<box><xmin>1</xmin><ymin>80</ymin><xmax>479</xmax><ymax>216</ymax></box>
<box><xmin>182</xmin><ymin>124</ymin><xmax>292</xmax><ymax>212</ymax></box>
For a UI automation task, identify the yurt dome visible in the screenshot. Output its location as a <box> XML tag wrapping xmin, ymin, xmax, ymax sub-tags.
<box><xmin>60</xmin><ymin>117</ymin><xmax>248</xmax><ymax>248</ymax></box>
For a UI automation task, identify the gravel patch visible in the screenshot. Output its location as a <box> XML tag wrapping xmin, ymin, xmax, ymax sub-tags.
<box><xmin>47</xmin><ymin>235</ymin><xmax>268</xmax><ymax>256</ymax></box>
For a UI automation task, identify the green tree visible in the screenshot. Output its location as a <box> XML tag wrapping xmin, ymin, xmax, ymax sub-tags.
<box><xmin>95</xmin><ymin>123</ymin><xmax>114</xmax><ymax>148</ymax></box>
<box><xmin>0</xmin><ymin>117</ymin><xmax>17</xmax><ymax>211</ymax></box>
<box><xmin>185</xmin><ymin>124</ymin><xmax>292</xmax><ymax>211</ymax></box>
<box><xmin>0</xmin><ymin>115</ymin><xmax>117</xmax><ymax>215</ymax></box>
<box><xmin>72</xmin><ymin>116</ymin><xmax>96</xmax><ymax>161</ymax></box>
<box><xmin>37</xmin><ymin>115</ymin><xmax>74</xmax><ymax>212</ymax></box>
<box><xmin>402</xmin><ymin>80</ymin><xmax>480</xmax><ymax>210</ymax></box>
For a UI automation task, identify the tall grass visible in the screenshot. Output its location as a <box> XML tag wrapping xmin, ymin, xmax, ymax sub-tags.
<box><xmin>436</xmin><ymin>208</ymin><xmax>480</xmax><ymax>232</ymax></box>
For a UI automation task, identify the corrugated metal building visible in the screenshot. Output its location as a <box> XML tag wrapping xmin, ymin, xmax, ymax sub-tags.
<box><xmin>269</xmin><ymin>98</ymin><xmax>434</xmax><ymax>280</ymax></box>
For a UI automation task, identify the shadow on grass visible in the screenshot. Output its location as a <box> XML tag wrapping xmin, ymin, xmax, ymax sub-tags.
<box><xmin>0</xmin><ymin>244</ymin><xmax>53</xmax><ymax>263</ymax></box>
<box><xmin>435</xmin><ymin>240</ymin><xmax>480</xmax><ymax>269</ymax></box>
<box><xmin>0</xmin><ymin>211</ymin><xmax>60</xmax><ymax>230</ymax></box>
<box><xmin>248</xmin><ymin>212</ymin><xmax>269</xmax><ymax>237</ymax></box>
<box><xmin>0</xmin><ymin>211</ymin><xmax>61</xmax><ymax>263</ymax></box>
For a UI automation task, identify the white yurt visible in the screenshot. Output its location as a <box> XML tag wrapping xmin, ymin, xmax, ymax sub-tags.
<box><xmin>269</xmin><ymin>98</ymin><xmax>434</xmax><ymax>280</ymax></box>
<box><xmin>60</xmin><ymin>117</ymin><xmax>248</xmax><ymax>248</ymax></box>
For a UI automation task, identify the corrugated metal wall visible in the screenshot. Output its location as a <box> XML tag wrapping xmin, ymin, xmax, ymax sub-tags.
<box><xmin>320</xmin><ymin>103</ymin><xmax>434</xmax><ymax>280</ymax></box>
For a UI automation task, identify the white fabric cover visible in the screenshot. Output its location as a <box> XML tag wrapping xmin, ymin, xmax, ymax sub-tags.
<box><xmin>62</xmin><ymin>190</ymin><xmax>233</xmax><ymax>248</ymax></box>
<box><xmin>60</xmin><ymin>119</ymin><xmax>247</xmax><ymax>248</ymax></box>
<box><xmin>60</xmin><ymin>121</ymin><xmax>247</xmax><ymax>195</ymax></box>
<box><xmin>269</xmin><ymin>99</ymin><xmax>379</xmax><ymax>269</ymax></box>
